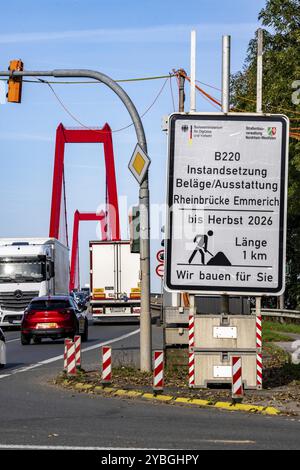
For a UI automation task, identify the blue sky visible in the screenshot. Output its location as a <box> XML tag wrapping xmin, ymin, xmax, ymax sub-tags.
<box><xmin>0</xmin><ymin>0</ymin><xmax>266</xmax><ymax>291</ymax></box>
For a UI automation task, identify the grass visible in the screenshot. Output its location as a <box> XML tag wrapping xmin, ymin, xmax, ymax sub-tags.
<box><xmin>262</xmin><ymin>320</ymin><xmax>300</xmax><ymax>342</ymax></box>
<box><xmin>263</xmin><ymin>329</ymin><xmax>293</xmax><ymax>342</ymax></box>
<box><xmin>263</xmin><ymin>320</ymin><xmax>300</xmax><ymax>334</ymax></box>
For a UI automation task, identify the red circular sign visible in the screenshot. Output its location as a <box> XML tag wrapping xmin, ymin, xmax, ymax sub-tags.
<box><xmin>155</xmin><ymin>263</ymin><xmax>164</xmax><ymax>278</ymax></box>
<box><xmin>156</xmin><ymin>250</ymin><xmax>164</xmax><ymax>263</ymax></box>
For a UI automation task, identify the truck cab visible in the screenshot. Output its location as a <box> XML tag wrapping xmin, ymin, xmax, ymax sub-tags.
<box><xmin>0</xmin><ymin>238</ymin><xmax>69</xmax><ymax>328</ymax></box>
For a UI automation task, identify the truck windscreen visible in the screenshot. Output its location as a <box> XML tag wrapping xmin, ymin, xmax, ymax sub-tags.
<box><xmin>0</xmin><ymin>259</ymin><xmax>46</xmax><ymax>283</ymax></box>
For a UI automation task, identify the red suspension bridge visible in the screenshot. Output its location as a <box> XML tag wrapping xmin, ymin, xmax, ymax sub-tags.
<box><xmin>48</xmin><ymin>123</ymin><xmax>121</xmax><ymax>292</ymax></box>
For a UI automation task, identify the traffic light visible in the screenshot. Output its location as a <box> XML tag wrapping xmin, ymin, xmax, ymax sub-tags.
<box><xmin>7</xmin><ymin>59</ymin><xmax>23</xmax><ymax>103</ymax></box>
<box><xmin>129</xmin><ymin>206</ymin><xmax>140</xmax><ymax>253</ymax></box>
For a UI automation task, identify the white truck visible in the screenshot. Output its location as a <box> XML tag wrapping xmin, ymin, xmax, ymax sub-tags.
<box><xmin>89</xmin><ymin>240</ymin><xmax>141</xmax><ymax>321</ymax></box>
<box><xmin>0</xmin><ymin>238</ymin><xmax>69</xmax><ymax>327</ymax></box>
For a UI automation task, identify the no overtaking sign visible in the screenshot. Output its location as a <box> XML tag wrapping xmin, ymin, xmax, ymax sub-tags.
<box><xmin>165</xmin><ymin>113</ymin><xmax>289</xmax><ymax>295</ymax></box>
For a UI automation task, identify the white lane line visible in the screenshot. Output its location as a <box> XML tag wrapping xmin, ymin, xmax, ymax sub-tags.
<box><xmin>201</xmin><ymin>440</ymin><xmax>256</xmax><ymax>444</ymax></box>
<box><xmin>0</xmin><ymin>442</ymin><xmax>255</xmax><ymax>450</ymax></box>
<box><xmin>0</xmin><ymin>329</ymin><xmax>140</xmax><ymax>380</ymax></box>
<box><xmin>6</xmin><ymin>338</ymin><xmax>20</xmax><ymax>343</ymax></box>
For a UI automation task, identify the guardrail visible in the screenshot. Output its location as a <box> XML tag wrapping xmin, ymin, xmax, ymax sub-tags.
<box><xmin>252</xmin><ymin>308</ymin><xmax>300</xmax><ymax>320</ymax></box>
<box><xmin>152</xmin><ymin>304</ymin><xmax>300</xmax><ymax>320</ymax></box>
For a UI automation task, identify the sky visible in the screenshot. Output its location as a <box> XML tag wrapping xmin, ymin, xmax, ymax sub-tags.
<box><xmin>0</xmin><ymin>0</ymin><xmax>267</xmax><ymax>291</ymax></box>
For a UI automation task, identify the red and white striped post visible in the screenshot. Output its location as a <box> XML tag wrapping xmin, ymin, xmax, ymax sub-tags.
<box><xmin>257</xmin><ymin>353</ymin><xmax>263</xmax><ymax>390</ymax></box>
<box><xmin>256</xmin><ymin>314</ymin><xmax>262</xmax><ymax>350</ymax></box>
<box><xmin>102</xmin><ymin>346</ymin><xmax>112</xmax><ymax>384</ymax></box>
<box><xmin>256</xmin><ymin>312</ymin><xmax>263</xmax><ymax>389</ymax></box>
<box><xmin>66</xmin><ymin>341</ymin><xmax>76</xmax><ymax>376</ymax></box>
<box><xmin>189</xmin><ymin>351</ymin><xmax>195</xmax><ymax>387</ymax></box>
<box><xmin>153</xmin><ymin>350</ymin><xmax>164</xmax><ymax>392</ymax></box>
<box><xmin>188</xmin><ymin>314</ymin><xmax>195</xmax><ymax>387</ymax></box>
<box><xmin>74</xmin><ymin>335</ymin><xmax>81</xmax><ymax>369</ymax></box>
<box><xmin>63</xmin><ymin>338</ymin><xmax>72</xmax><ymax>372</ymax></box>
<box><xmin>256</xmin><ymin>297</ymin><xmax>263</xmax><ymax>390</ymax></box>
<box><xmin>189</xmin><ymin>314</ymin><xmax>195</xmax><ymax>349</ymax></box>
<box><xmin>232</xmin><ymin>356</ymin><xmax>243</xmax><ymax>400</ymax></box>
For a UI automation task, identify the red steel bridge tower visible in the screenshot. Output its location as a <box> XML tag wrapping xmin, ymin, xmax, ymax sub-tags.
<box><xmin>69</xmin><ymin>210</ymin><xmax>108</xmax><ymax>292</ymax></box>
<box><xmin>48</xmin><ymin>123</ymin><xmax>121</xmax><ymax>290</ymax></box>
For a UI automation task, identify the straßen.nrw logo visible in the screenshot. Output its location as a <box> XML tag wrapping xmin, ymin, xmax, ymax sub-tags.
<box><xmin>267</xmin><ymin>127</ymin><xmax>277</xmax><ymax>136</ymax></box>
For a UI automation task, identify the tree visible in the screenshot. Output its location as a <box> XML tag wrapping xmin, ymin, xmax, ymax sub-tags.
<box><xmin>231</xmin><ymin>0</ymin><xmax>300</xmax><ymax>308</ymax></box>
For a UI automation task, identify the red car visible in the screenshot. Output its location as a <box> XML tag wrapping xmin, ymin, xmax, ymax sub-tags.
<box><xmin>21</xmin><ymin>295</ymin><xmax>88</xmax><ymax>345</ymax></box>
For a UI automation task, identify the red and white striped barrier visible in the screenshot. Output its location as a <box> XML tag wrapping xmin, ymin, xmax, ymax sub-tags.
<box><xmin>232</xmin><ymin>356</ymin><xmax>243</xmax><ymax>398</ymax></box>
<box><xmin>189</xmin><ymin>352</ymin><xmax>195</xmax><ymax>387</ymax></box>
<box><xmin>188</xmin><ymin>314</ymin><xmax>195</xmax><ymax>348</ymax></box>
<box><xmin>256</xmin><ymin>312</ymin><xmax>263</xmax><ymax>390</ymax></box>
<box><xmin>257</xmin><ymin>353</ymin><xmax>263</xmax><ymax>389</ymax></box>
<box><xmin>66</xmin><ymin>341</ymin><xmax>76</xmax><ymax>376</ymax></box>
<box><xmin>74</xmin><ymin>335</ymin><xmax>81</xmax><ymax>369</ymax></box>
<box><xmin>256</xmin><ymin>314</ymin><xmax>262</xmax><ymax>349</ymax></box>
<box><xmin>153</xmin><ymin>350</ymin><xmax>164</xmax><ymax>391</ymax></box>
<box><xmin>63</xmin><ymin>338</ymin><xmax>72</xmax><ymax>372</ymax></box>
<box><xmin>102</xmin><ymin>346</ymin><xmax>112</xmax><ymax>384</ymax></box>
<box><xmin>188</xmin><ymin>314</ymin><xmax>195</xmax><ymax>388</ymax></box>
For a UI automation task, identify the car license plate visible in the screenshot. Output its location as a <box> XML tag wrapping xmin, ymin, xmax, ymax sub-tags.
<box><xmin>36</xmin><ymin>323</ymin><xmax>57</xmax><ymax>329</ymax></box>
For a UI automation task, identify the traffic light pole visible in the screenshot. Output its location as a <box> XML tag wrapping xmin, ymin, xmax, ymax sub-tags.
<box><xmin>0</xmin><ymin>67</ymin><xmax>152</xmax><ymax>372</ymax></box>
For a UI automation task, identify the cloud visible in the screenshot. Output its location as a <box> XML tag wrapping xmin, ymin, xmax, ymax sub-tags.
<box><xmin>0</xmin><ymin>23</ymin><xmax>259</xmax><ymax>45</ymax></box>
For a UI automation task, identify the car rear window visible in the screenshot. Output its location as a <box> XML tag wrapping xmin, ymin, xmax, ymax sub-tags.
<box><xmin>29</xmin><ymin>300</ymin><xmax>71</xmax><ymax>310</ymax></box>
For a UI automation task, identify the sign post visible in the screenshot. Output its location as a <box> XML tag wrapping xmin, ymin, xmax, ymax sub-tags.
<box><xmin>165</xmin><ymin>113</ymin><xmax>289</xmax><ymax>296</ymax></box>
<box><xmin>129</xmin><ymin>143</ymin><xmax>152</xmax><ymax>372</ymax></box>
<box><xmin>221</xmin><ymin>35</ymin><xmax>231</xmax><ymax>314</ymax></box>
<box><xmin>155</xmin><ymin>250</ymin><xmax>165</xmax><ymax>325</ymax></box>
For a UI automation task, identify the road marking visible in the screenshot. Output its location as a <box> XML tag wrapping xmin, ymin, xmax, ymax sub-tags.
<box><xmin>0</xmin><ymin>441</ymin><xmax>255</xmax><ymax>450</ymax></box>
<box><xmin>200</xmin><ymin>440</ymin><xmax>256</xmax><ymax>445</ymax></box>
<box><xmin>0</xmin><ymin>329</ymin><xmax>140</xmax><ymax>380</ymax></box>
<box><xmin>6</xmin><ymin>338</ymin><xmax>20</xmax><ymax>343</ymax></box>
<box><xmin>0</xmin><ymin>444</ymin><xmax>160</xmax><ymax>450</ymax></box>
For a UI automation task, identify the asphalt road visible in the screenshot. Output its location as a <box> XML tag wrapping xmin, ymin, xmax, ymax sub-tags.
<box><xmin>2</xmin><ymin>322</ymin><xmax>146</xmax><ymax>373</ymax></box>
<box><xmin>0</xmin><ymin>324</ymin><xmax>300</xmax><ymax>450</ymax></box>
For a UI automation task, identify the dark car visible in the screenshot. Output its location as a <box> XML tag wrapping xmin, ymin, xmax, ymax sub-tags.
<box><xmin>21</xmin><ymin>295</ymin><xmax>88</xmax><ymax>345</ymax></box>
<box><xmin>75</xmin><ymin>292</ymin><xmax>86</xmax><ymax>305</ymax></box>
<box><xmin>71</xmin><ymin>291</ymin><xmax>89</xmax><ymax>310</ymax></box>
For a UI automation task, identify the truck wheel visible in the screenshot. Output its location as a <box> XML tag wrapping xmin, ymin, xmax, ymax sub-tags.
<box><xmin>81</xmin><ymin>321</ymin><xmax>88</xmax><ymax>343</ymax></box>
<box><xmin>21</xmin><ymin>333</ymin><xmax>31</xmax><ymax>345</ymax></box>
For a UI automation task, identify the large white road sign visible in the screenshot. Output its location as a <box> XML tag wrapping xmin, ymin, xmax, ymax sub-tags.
<box><xmin>165</xmin><ymin>114</ymin><xmax>289</xmax><ymax>295</ymax></box>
